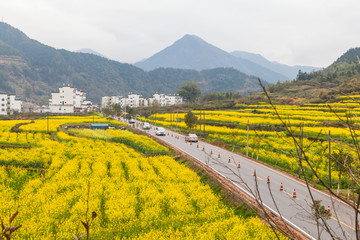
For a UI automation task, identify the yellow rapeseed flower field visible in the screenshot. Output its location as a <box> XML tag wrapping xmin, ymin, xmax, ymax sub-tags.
<box><xmin>0</xmin><ymin>117</ymin><xmax>284</xmax><ymax>239</ymax></box>
<box><xmin>145</xmin><ymin>98</ymin><xmax>360</xmax><ymax>187</ymax></box>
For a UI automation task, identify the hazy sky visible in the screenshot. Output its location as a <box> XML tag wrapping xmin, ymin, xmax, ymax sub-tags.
<box><xmin>0</xmin><ymin>0</ymin><xmax>359</xmax><ymax>68</ymax></box>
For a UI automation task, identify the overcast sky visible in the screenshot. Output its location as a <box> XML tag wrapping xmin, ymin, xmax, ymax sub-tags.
<box><xmin>0</xmin><ymin>0</ymin><xmax>359</xmax><ymax>68</ymax></box>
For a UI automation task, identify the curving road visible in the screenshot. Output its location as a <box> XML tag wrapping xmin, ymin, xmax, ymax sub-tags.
<box><xmin>124</xmin><ymin>119</ymin><xmax>357</xmax><ymax>240</ymax></box>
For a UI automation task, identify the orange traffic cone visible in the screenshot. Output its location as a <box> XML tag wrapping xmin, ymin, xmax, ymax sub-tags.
<box><xmin>293</xmin><ymin>189</ymin><xmax>297</xmax><ymax>198</ymax></box>
<box><xmin>280</xmin><ymin>183</ymin><xmax>283</xmax><ymax>191</ymax></box>
<box><xmin>218</xmin><ymin>153</ymin><xmax>220</xmax><ymax>158</ymax></box>
<box><xmin>237</xmin><ymin>163</ymin><xmax>240</xmax><ymax>168</ymax></box>
<box><xmin>253</xmin><ymin>169</ymin><xmax>256</xmax><ymax>176</ymax></box>
<box><xmin>228</xmin><ymin>157</ymin><xmax>231</xmax><ymax>163</ymax></box>
<box><xmin>210</xmin><ymin>150</ymin><xmax>213</xmax><ymax>154</ymax></box>
<box><xmin>267</xmin><ymin>176</ymin><xmax>270</xmax><ymax>184</ymax></box>
<box><xmin>167</xmin><ymin>132</ymin><xmax>169</xmax><ymax>135</ymax></box>
<box><xmin>171</xmin><ymin>134</ymin><xmax>173</xmax><ymax>137</ymax></box>
<box><xmin>197</xmin><ymin>144</ymin><xmax>199</xmax><ymax>148</ymax></box>
<box><xmin>202</xmin><ymin>146</ymin><xmax>205</xmax><ymax>151</ymax></box>
<box><xmin>328</xmin><ymin>206</ymin><xmax>330</xmax><ymax>214</ymax></box>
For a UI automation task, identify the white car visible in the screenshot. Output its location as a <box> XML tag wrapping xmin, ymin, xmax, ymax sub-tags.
<box><xmin>155</xmin><ymin>127</ymin><xmax>165</xmax><ymax>136</ymax></box>
<box><xmin>185</xmin><ymin>133</ymin><xmax>198</xmax><ymax>142</ymax></box>
<box><xmin>143</xmin><ymin>122</ymin><xmax>150</xmax><ymax>130</ymax></box>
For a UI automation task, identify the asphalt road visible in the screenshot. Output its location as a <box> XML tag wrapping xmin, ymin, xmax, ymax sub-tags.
<box><xmin>125</xmin><ymin>119</ymin><xmax>357</xmax><ymax>240</ymax></box>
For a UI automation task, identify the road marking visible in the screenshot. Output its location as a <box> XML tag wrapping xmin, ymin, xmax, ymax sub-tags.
<box><xmin>331</xmin><ymin>216</ymin><xmax>355</xmax><ymax>231</ymax></box>
<box><xmin>283</xmin><ymin>190</ymin><xmax>298</xmax><ymax>199</ymax></box>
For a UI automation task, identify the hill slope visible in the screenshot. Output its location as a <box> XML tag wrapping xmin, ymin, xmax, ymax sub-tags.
<box><xmin>230</xmin><ymin>51</ymin><xmax>320</xmax><ymax>80</ymax></box>
<box><xmin>0</xmin><ymin>23</ymin><xmax>263</xmax><ymax>104</ymax></box>
<box><xmin>74</xmin><ymin>48</ymin><xmax>107</xmax><ymax>58</ymax></box>
<box><xmin>250</xmin><ymin>47</ymin><xmax>360</xmax><ymax>104</ymax></box>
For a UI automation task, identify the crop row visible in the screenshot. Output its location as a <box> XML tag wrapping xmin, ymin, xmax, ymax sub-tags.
<box><xmin>0</xmin><ymin>118</ymin><xmax>282</xmax><ymax>239</ymax></box>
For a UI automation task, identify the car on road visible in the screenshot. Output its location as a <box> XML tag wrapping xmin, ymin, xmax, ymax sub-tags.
<box><xmin>129</xmin><ymin>119</ymin><xmax>135</xmax><ymax>124</ymax></box>
<box><xmin>142</xmin><ymin>122</ymin><xmax>150</xmax><ymax>130</ymax></box>
<box><xmin>155</xmin><ymin>127</ymin><xmax>165</xmax><ymax>136</ymax></box>
<box><xmin>185</xmin><ymin>133</ymin><xmax>198</xmax><ymax>142</ymax></box>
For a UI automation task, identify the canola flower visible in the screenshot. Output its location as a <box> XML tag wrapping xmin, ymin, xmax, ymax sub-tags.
<box><xmin>145</xmin><ymin>100</ymin><xmax>360</xmax><ymax>186</ymax></box>
<box><xmin>0</xmin><ymin>118</ymin><xmax>284</xmax><ymax>239</ymax></box>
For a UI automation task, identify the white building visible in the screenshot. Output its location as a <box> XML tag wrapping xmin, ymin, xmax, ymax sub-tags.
<box><xmin>8</xmin><ymin>95</ymin><xmax>22</xmax><ymax>113</ymax></box>
<box><xmin>0</xmin><ymin>93</ymin><xmax>22</xmax><ymax>115</ymax></box>
<box><xmin>49</xmin><ymin>86</ymin><xmax>92</xmax><ymax>113</ymax></box>
<box><xmin>149</xmin><ymin>93</ymin><xmax>182</xmax><ymax>107</ymax></box>
<box><xmin>102</xmin><ymin>93</ymin><xmax>148</xmax><ymax>110</ymax></box>
<box><xmin>101</xmin><ymin>96</ymin><xmax>122</xmax><ymax>109</ymax></box>
<box><xmin>125</xmin><ymin>93</ymin><xmax>148</xmax><ymax>108</ymax></box>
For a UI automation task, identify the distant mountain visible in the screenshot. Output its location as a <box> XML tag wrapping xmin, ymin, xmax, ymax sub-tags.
<box><xmin>135</xmin><ymin>34</ymin><xmax>289</xmax><ymax>83</ymax></box>
<box><xmin>74</xmin><ymin>48</ymin><xmax>107</xmax><ymax>58</ymax></box>
<box><xmin>0</xmin><ymin>23</ymin><xmax>263</xmax><ymax>104</ymax></box>
<box><xmin>135</xmin><ymin>34</ymin><xmax>320</xmax><ymax>83</ymax></box>
<box><xmin>230</xmin><ymin>51</ymin><xmax>320</xmax><ymax>80</ymax></box>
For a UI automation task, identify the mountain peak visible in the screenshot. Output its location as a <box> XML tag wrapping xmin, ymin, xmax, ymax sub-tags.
<box><xmin>134</xmin><ymin>34</ymin><xmax>290</xmax><ymax>83</ymax></box>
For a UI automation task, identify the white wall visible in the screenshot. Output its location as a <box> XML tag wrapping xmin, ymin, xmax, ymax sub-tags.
<box><xmin>0</xmin><ymin>93</ymin><xmax>8</xmax><ymax>115</ymax></box>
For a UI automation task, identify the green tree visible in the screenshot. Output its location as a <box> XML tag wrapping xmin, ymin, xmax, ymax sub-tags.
<box><xmin>184</xmin><ymin>111</ymin><xmax>197</xmax><ymax>130</ymax></box>
<box><xmin>176</xmin><ymin>81</ymin><xmax>201</xmax><ymax>103</ymax></box>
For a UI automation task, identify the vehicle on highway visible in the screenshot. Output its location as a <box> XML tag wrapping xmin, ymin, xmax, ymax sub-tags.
<box><xmin>129</xmin><ymin>119</ymin><xmax>135</xmax><ymax>124</ymax></box>
<box><xmin>185</xmin><ymin>133</ymin><xmax>198</xmax><ymax>142</ymax></box>
<box><xmin>142</xmin><ymin>122</ymin><xmax>150</xmax><ymax>130</ymax></box>
<box><xmin>155</xmin><ymin>127</ymin><xmax>165</xmax><ymax>136</ymax></box>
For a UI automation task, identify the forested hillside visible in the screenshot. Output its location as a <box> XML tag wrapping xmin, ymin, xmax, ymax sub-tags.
<box><xmin>252</xmin><ymin>47</ymin><xmax>360</xmax><ymax>104</ymax></box>
<box><xmin>0</xmin><ymin>23</ymin><xmax>262</xmax><ymax>104</ymax></box>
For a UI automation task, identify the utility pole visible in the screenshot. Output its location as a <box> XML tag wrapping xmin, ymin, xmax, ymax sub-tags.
<box><xmin>176</xmin><ymin>112</ymin><xmax>178</xmax><ymax>131</ymax></box>
<box><xmin>203</xmin><ymin>112</ymin><xmax>205</xmax><ymax>133</ymax></box>
<box><xmin>93</xmin><ymin>109</ymin><xmax>95</xmax><ymax>124</ymax></box>
<box><xmin>199</xmin><ymin>111</ymin><xmax>202</xmax><ymax>134</ymax></box>
<box><xmin>329</xmin><ymin>130</ymin><xmax>332</xmax><ymax>188</ymax></box>
<box><xmin>47</xmin><ymin>112</ymin><xmax>49</xmax><ymax>133</ymax></box>
<box><xmin>246</xmin><ymin>120</ymin><xmax>249</xmax><ymax>157</ymax></box>
<box><xmin>299</xmin><ymin>125</ymin><xmax>303</xmax><ymax>178</ymax></box>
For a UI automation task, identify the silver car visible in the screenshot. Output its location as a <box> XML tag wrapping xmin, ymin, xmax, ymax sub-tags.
<box><xmin>185</xmin><ymin>133</ymin><xmax>198</xmax><ymax>142</ymax></box>
<box><xmin>143</xmin><ymin>122</ymin><xmax>150</xmax><ymax>130</ymax></box>
<box><xmin>155</xmin><ymin>127</ymin><xmax>165</xmax><ymax>136</ymax></box>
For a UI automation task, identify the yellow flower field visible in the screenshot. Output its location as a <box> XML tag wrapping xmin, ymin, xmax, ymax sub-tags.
<box><xmin>145</xmin><ymin>97</ymin><xmax>360</xmax><ymax>187</ymax></box>
<box><xmin>0</xmin><ymin>117</ymin><xmax>284</xmax><ymax>239</ymax></box>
